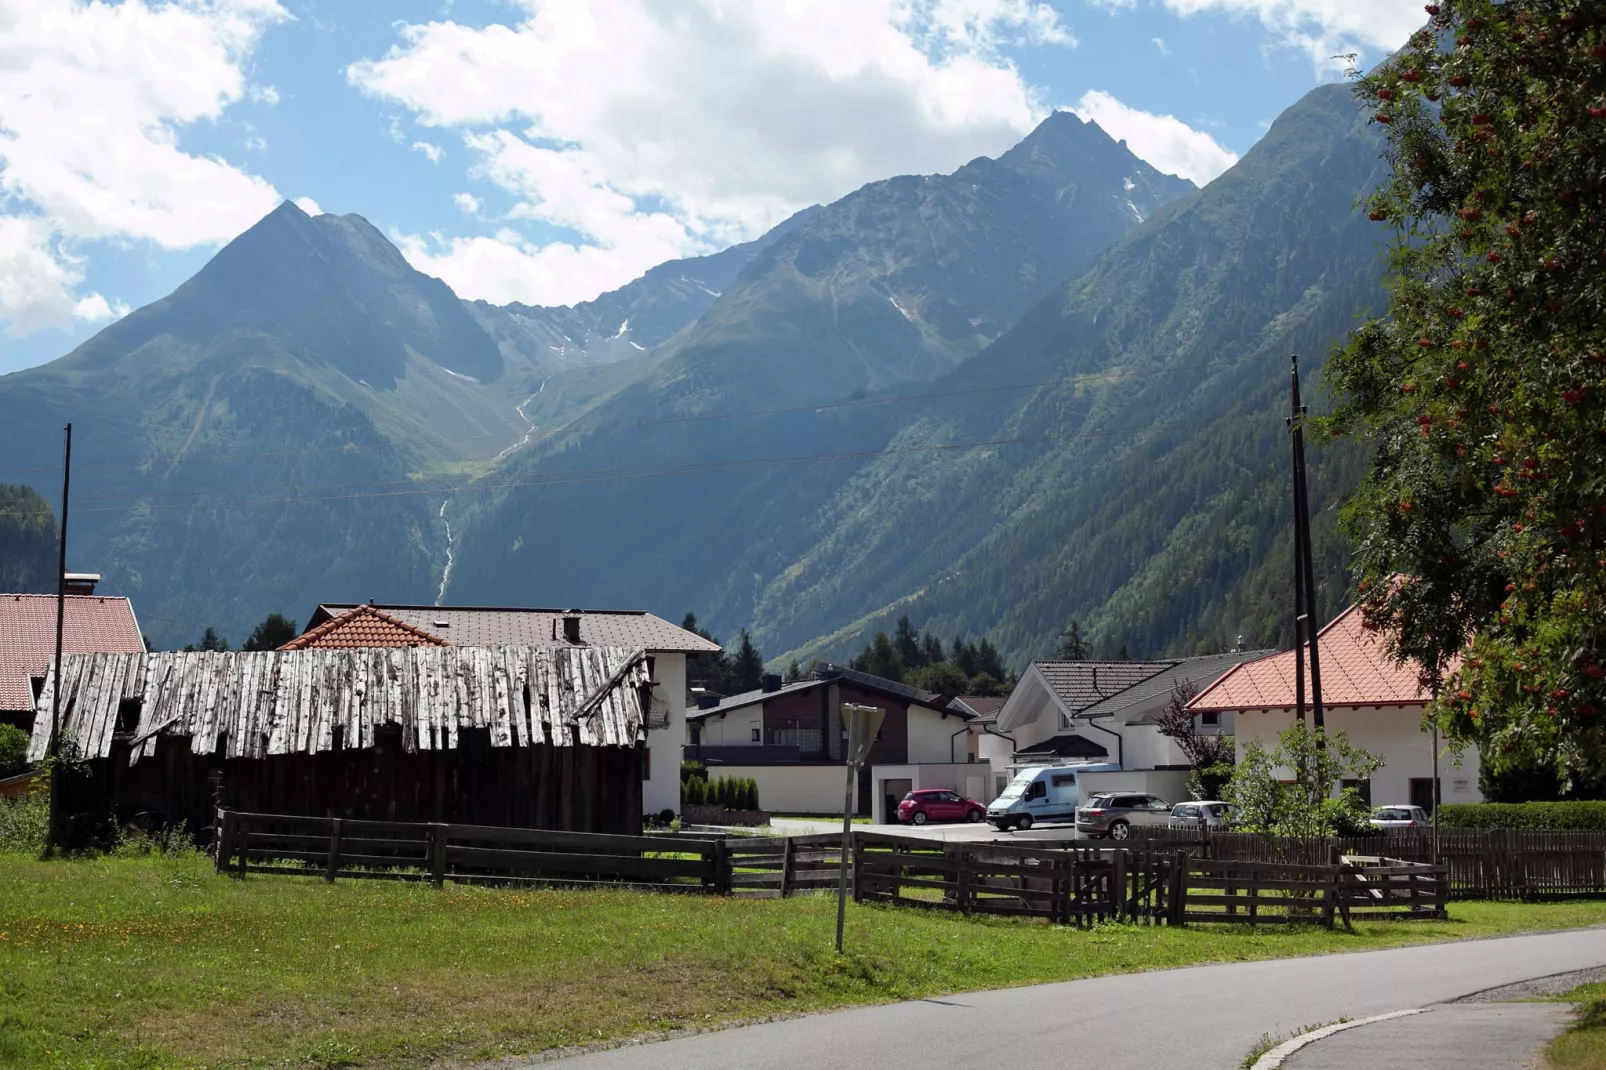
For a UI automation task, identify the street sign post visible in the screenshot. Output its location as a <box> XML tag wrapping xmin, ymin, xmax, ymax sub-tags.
<box><xmin>836</xmin><ymin>703</ymin><xmax>884</xmax><ymax>952</ymax></box>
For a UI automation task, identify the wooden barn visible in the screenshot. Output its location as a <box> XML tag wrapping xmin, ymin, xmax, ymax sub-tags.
<box><xmin>27</xmin><ymin>645</ymin><xmax>650</xmax><ymax>838</ymax></box>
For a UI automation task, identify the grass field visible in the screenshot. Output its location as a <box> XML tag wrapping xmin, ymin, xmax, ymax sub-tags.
<box><xmin>1545</xmin><ymin>983</ymin><xmax>1606</xmax><ymax>1069</ymax></box>
<box><xmin>4</xmin><ymin>851</ymin><xmax>1606</xmax><ymax>1069</ymax></box>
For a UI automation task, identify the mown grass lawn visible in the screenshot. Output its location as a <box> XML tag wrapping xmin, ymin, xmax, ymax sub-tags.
<box><xmin>4</xmin><ymin>851</ymin><xmax>1606</xmax><ymax>1069</ymax></box>
<box><xmin>1544</xmin><ymin>983</ymin><xmax>1606</xmax><ymax>1069</ymax></box>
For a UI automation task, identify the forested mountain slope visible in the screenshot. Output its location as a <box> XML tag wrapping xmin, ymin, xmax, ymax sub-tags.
<box><xmin>454</xmin><ymin>82</ymin><xmax>1387</xmax><ymax>668</ymax></box>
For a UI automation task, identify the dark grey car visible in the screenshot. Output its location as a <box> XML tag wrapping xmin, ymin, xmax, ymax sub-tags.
<box><xmin>1075</xmin><ymin>792</ymin><xmax>1172</xmax><ymax>840</ymax></box>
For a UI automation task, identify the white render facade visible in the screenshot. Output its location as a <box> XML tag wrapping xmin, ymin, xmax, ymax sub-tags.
<box><xmin>1230</xmin><ymin>704</ymin><xmax>1484</xmax><ymax>808</ymax></box>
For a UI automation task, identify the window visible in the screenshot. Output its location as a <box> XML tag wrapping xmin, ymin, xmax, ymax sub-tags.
<box><xmin>1200</xmin><ymin>711</ymin><xmax>1220</xmax><ymax>726</ymax></box>
<box><xmin>751</xmin><ymin>728</ymin><xmax>761</xmax><ymax>743</ymax></box>
<box><xmin>1027</xmin><ymin>780</ymin><xmax>1047</xmax><ymax>800</ymax></box>
<box><xmin>1051</xmin><ymin>773</ymin><xmax>1078</xmax><ymax>787</ymax></box>
<box><xmin>1145</xmin><ymin>797</ymin><xmax>1170</xmax><ymax>811</ymax></box>
<box><xmin>1410</xmin><ymin>778</ymin><xmax>1440</xmax><ymax>815</ymax></box>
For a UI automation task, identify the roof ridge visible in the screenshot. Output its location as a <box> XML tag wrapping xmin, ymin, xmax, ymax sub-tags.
<box><xmin>320</xmin><ymin>602</ymin><xmax>650</xmax><ymax>617</ymax></box>
<box><xmin>282</xmin><ymin>604</ymin><xmax>451</xmax><ymax>650</ymax></box>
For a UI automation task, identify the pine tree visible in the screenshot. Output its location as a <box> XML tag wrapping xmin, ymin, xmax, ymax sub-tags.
<box><xmin>731</xmin><ymin>629</ymin><xmax>764</xmax><ymax>692</ymax></box>
<box><xmin>893</xmin><ymin>615</ymin><xmax>924</xmax><ymax>669</ymax></box>
<box><xmin>184</xmin><ymin>627</ymin><xmax>230</xmax><ymax>653</ymax></box>
<box><xmin>1057</xmin><ymin>619</ymin><xmax>1089</xmax><ymax>660</ymax></box>
<box><xmin>242</xmin><ymin>613</ymin><xmax>297</xmax><ymax>652</ymax></box>
<box><xmin>783</xmin><ymin>660</ymin><xmax>804</xmax><ymax>683</ymax></box>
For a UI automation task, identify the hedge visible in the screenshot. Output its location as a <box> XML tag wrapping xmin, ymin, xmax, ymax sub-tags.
<box><xmin>680</xmin><ymin>776</ymin><xmax>761</xmax><ymax>811</ymax></box>
<box><xmin>1438</xmin><ymin>801</ymin><xmax>1606</xmax><ymax>830</ymax></box>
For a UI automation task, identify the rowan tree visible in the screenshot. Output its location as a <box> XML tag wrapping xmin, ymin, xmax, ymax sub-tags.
<box><xmin>1328</xmin><ymin>0</ymin><xmax>1606</xmax><ymax>785</ymax></box>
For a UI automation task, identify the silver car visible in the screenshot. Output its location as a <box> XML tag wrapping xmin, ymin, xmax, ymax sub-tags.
<box><xmin>1076</xmin><ymin>792</ymin><xmax>1172</xmax><ymax>840</ymax></box>
<box><xmin>1371</xmin><ymin>805</ymin><xmax>1431</xmax><ymax>828</ymax></box>
<box><xmin>1169</xmin><ymin>800</ymin><xmax>1231</xmax><ymax>830</ymax></box>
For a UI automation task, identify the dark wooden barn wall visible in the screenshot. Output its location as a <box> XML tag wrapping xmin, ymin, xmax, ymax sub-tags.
<box><xmin>63</xmin><ymin>727</ymin><xmax>645</xmax><ymax>840</ymax></box>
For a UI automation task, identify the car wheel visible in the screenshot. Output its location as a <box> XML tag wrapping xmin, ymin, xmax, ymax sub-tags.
<box><xmin>1017</xmin><ymin>814</ymin><xmax>1034</xmax><ymax>831</ymax></box>
<box><xmin>1109</xmin><ymin>820</ymin><xmax>1130</xmax><ymax>840</ymax></box>
<box><xmin>989</xmin><ymin>820</ymin><xmax>1011</xmax><ymax>832</ymax></box>
<box><xmin>912</xmin><ymin>810</ymin><xmax>928</xmax><ymax>825</ymax></box>
<box><xmin>966</xmin><ymin>808</ymin><xmax>983</xmax><ymax>822</ymax></box>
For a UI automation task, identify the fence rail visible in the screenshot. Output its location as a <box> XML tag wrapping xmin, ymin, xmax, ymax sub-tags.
<box><xmin>1129</xmin><ymin>826</ymin><xmax>1606</xmax><ymax>901</ymax></box>
<box><xmin>217</xmin><ymin>811</ymin><xmax>730</xmax><ymax>891</ymax></box>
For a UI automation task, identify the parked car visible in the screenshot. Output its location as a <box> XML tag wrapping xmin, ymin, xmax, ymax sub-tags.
<box><xmin>1169</xmin><ymin>801</ymin><xmax>1231</xmax><ymax>830</ymax></box>
<box><xmin>986</xmin><ymin>763</ymin><xmax>1120</xmax><ymax>830</ymax></box>
<box><xmin>1075</xmin><ymin>792</ymin><xmax>1172</xmax><ymax>840</ymax></box>
<box><xmin>1371</xmin><ymin>805</ymin><xmax>1431</xmax><ymax>828</ymax></box>
<box><xmin>897</xmin><ymin>788</ymin><xmax>986</xmax><ymax>825</ymax></box>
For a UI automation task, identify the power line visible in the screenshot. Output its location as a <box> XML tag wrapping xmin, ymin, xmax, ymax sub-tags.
<box><xmin>0</xmin><ymin>413</ymin><xmax>1275</xmax><ymax>520</ymax></box>
<box><xmin>0</xmin><ymin>355</ymin><xmax>1283</xmax><ymax>478</ymax></box>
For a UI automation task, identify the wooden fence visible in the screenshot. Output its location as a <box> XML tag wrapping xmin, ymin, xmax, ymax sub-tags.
<box><xmin>1129</xmin><ymin>825</ymin><xmax>1606</xmax><ymax>901</ymax></box>
<box><xmin>217</xmin><ymin>810</ymin><xmax>731</xmax><ymax>892</ymax></box>
<box><xmin>723</xmin><ymin>833</ymin><xmax>850</xmax><ymax>897</ymax></box>
<box><xmin>852</xmin><ymin>831</ymin><xmax>1123</xmax><ymax>925</ymax></box>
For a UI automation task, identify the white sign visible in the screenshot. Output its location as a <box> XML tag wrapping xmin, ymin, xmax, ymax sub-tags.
<box><xmin>1451</xmin><ymin>777</ymin><xmax>1472</xmax><ymax>795</ymax></box>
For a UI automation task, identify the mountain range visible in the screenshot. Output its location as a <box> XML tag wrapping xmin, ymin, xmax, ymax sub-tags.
<box><xmin>0</xmin><ymin>88</ymin><xmax>1384</xmax><ymax>663</ymax></box>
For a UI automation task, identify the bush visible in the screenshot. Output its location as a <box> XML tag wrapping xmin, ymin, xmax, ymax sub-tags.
<box><xmin>0</xmin><ymin>723</ymin><xmax>28</xmax><ymax>778</ymax></box>
<box><xmin>682</xmin><ymin>776</ymin><xmax>705</xmax><ymax>806</ymax></box>
<box><xmin>680</xmin><ymin>760</ymin><xmax>707</xmax><ymax>784</ymax></box>
<box><xmin>747</xmin><ymin>778</ymin><xmax>761</xmax><ymax>811</ymax></box>
<box><xmin>0</xmin><ymin>780</ymin><xmax>48</xmax><ymax>853</ymax></box>
<box><xmin>1439</xmin><ymin>801</ymin><xmax>1606</xmax><ymax>831</ymax></box>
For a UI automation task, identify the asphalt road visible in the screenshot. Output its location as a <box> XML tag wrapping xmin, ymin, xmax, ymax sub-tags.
<box><xmin>533</xmin><ymin>929</ymin><xmax>1606</xmax><ymax>1070</ymax></box>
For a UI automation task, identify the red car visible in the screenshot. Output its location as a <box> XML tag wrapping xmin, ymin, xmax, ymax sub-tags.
<box><xmin>896</xmin><ymin>789</ymin><xmax>986</xmax><ymax>825</ymax></box>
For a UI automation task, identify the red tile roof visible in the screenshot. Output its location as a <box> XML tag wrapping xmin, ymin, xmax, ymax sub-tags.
<box><xmin>279</xmin><ymin>604</ymin><xmax>451</xmax><ymax>650</ymax></box>
<box><xmin>308</xmin><ymin>604</ymin><xmax>723</xmax><ymax>654</ymax></box>
<box><xmin>1187</xmin><ymin>603</ymin><xmax>1431</xmax><ymax>713</ymax></box>
<box><xmin>0</xmin><ymin>593</ymin><xmax>144</xmax><ymax>712</ymax></box>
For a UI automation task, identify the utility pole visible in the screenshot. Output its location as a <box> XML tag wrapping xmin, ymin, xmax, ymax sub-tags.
<box><xmin>835</xmin><ymin>703</ymin><xmax>884</xmax><ymax>953</ymax></box>
<box><xmin>48</xmin><ymin>423</ymin><xmax>72</xmax><ymax>853</ymax></box>
<box><xmin>1288</xmin><ymin>358</ymin><xmax>1326</xmax><ymax>739</ymax></box>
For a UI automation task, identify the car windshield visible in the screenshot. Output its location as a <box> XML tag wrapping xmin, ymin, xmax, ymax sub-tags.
<box><xmin>1376</xmin><ymin>807</ymin><xmax>1414</xmax><ymax>820</ymax></box>
<box><xmin>998</xmin><ymin>784</ymin><xmax>1025</xmax><ymax>799</ymax></box>
<box><xmin>902</xmin><ymin>792</ymin><xmax>917</xmax><ymax>801</ymax></box>
<box><xmin>1088</xmin><ymin>795</ymin><xmax>1117</xmax><ymax>808</ymax></box>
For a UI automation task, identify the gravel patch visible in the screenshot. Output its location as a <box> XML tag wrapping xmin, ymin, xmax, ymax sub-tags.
<box><xmin>1454</xmin><ymin>965</ymin><xmax>1606</xmax><ymax>1003</ymax></box>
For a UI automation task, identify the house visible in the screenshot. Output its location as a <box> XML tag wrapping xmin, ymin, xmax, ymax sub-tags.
<box><xmin>28</xmin><ymin>643</ymin><xmax>656</xmax><ymax>836</ymax></box>
<box><xmin>685</xmin><ymin>665</ymin><xmax>984</xmax><ymax>822</ymax></box>
<box><xmin>290</xmin><ymin>603</ymin><xmax>722</xmax><ymax>816</ymax></box>
<box><xmin>1187</xmin><ymin>603</ymin><xmax>1483</xmax><ymax>812</ymax></box>
<box><xmin>987</xmin><ymin>650</ymin><xmax>1274</xmax><ymax>804</ymax></box>
<box><xmin>1</xmin><ymin>577</ymin><xmax>144</xmax><ymax>730</ymax></box>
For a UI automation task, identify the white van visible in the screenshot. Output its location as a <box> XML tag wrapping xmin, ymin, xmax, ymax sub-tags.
<box><xmin>986</xmin><ymin>763</ymin><xmax>1119</xmax><ymax>831</ymax></box>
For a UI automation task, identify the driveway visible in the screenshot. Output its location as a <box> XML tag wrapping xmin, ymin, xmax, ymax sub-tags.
<box><xmin>530</xmin><ymin>929</ymin><xmax>1606</xmax><ymax>1070</ymax></box>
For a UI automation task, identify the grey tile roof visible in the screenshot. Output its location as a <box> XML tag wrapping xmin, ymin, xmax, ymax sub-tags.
<box><xmin>1014</xmin><ymin>733</ymin><xmax>1110</xmax><ymax>760</ymax></box>
<box><xmin>1081</xmin><ymin>650</ymin><xmax>1279</xmax><ymax>725</ymax></box>
<box><xmin>685</xmin><ymin>667</ymin><xmax>960</xmax><ymax>721</ymax></box>
<box><xmin>1033</xmin><ymin>660</ymin><xmax>1176</xmax><ymax>713</ymax></box>
<box><xmin>315</xmin><ymin>604</ymin><xmax>722</xmax><ymax>654</ymax></box>
<box><xmin>954</xmin><ymin>695</ymin><xmax>1006</xmax><ymax>722</ymax></box>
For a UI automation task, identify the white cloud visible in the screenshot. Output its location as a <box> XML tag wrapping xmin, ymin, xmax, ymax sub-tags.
<box><xmin>0</xmin><ymin>0</ymin><xmax>287</xmax><ymax>335</ymax></box>
<box><xmin>245</xmin><ymin>135</ymin><xmax>268</xmax><ymax>152</ymax></box>
<box><xmin>72</xmin><ymin>293</ymin><xmax>131</xmax><ymax>323</ymax></box>
<box><xmin>1160</xmin><ymin>0</ymin><xmax>1420</xmax><ymax>71</ymax></box>
<box><xmin>294</xmin><ymin>196</ymin><xmax>324</xmax><ymax>216</ymax></box>
<box><xmin>349</xmin><ymin>0</ymin><xmax>1074</xmax><ymax>306</ymax></box>
<box><xmin>453</xmin><ymin>193</ymin><xmax>482</xmax><ymax>216</ymax></box>
<box><xmin>248</xmin><ymin>84</ymin><xmax>280</xmax><ymax>105</ymax></box>
<box><xmin>411</xmin><ymin>140</ymin><xmax>445</xmax><ymax>163</ymax></box>
<box><xmin>1151</xmin><ymin>36</ymin><xmax>1171</xmax><ymax>56</ymax></box>
<box><xmin>1072</xmin><ymin>91</ymin><xmax>1239</xmax><ymax>185</ymax></box>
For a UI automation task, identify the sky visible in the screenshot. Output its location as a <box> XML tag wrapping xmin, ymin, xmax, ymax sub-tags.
<box><xmin>0</xmin><ymin>0</ymin><xmax>1423</xmax><ymax>374</ymax></box>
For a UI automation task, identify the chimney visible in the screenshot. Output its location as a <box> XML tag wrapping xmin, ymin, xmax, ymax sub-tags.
<box><xmin>62</xmin><ymin>573</ymin><xmax>99</xmax><ymax>596</ymax></box>
<box><xmin>761</xmin><ymin>673</ymin><xmax>782</xmax><ymax>693</ymax></box>
<box><xmin>1236</xmin><ymin>634</ymin><xmax>1246</xmax><ymax>653</ymax></box>
<box><xmin>562</xmin><ymin>613</ymin><xmax>583</xmax><ymax>644</ymax></box>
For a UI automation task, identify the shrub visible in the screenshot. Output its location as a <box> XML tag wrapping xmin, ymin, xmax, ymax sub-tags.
<box><xmin>1439</xmin><ymin>801</ymin><xmax>1606</xmax><ymax>831</ymax></box>
<box><xmin>0</xmin><ymin>723</ymin><xmax>29</xmax><ymax>778</ymax></box>
<box><xmin>0</xmin><ymin>779</ymin><xmax>48</xmax><ymax>853</ymax></box>
<box><xmin>748</xmin><ymin>778</ymin><xmax>762</xmax><ymax>811</ymax></box>
<box><xmin>680</xmin><ymin>760</ymin><xmax>707</xmax><ymax>784</ymax></box>
<box><xmin>682</xmin><ymin>776</ymin><xmax>705</xmax><ymax>806</ymax></box>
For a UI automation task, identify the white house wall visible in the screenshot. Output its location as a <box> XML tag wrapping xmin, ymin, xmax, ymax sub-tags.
<box><xmin>644</xmin><ymin>653</ymin><xmax>688</xmax><ymax>816</ymax></box>
<box><xmin>713</xmin><ymin>764</ymin><xmax>860</xmax><ymax>815</ymax></box>
<box><xmin>907</xmin><ymin>703</ymin><xmax>975</xmax><ymax>763</ymax></box>
<box><xmin>1232</xmin><ymin>705</ymin><xmax>1484</xmax><ymax>806</ymax></box>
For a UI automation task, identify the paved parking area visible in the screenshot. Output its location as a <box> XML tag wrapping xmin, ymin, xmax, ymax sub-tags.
<box><xmin>767</xmin><ymin>817</ymin><xmax>1089</xmax><ymax>843</ymax></box>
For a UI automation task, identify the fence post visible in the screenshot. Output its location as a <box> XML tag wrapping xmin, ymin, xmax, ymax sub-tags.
<box><xmin>236</xmin><ymin>814</ymin><xmax>248</xmax><ymax>879</ymax></box>
<box><xmin>326</xmin><ymin>818</ymin><xmax>342</xmax><ymax>883</ymax></box>
<box><xmin>780</xmin><ymin>836</ymin><xmax>796</xmax><ymax>899</ymax></box>
<box><xmin>215</xmin><ymin>809</ymin><xmax>233</xmax><ymax>875</ymax></box>
<box><xmin>1111</xmin><ymin>848</ymin><xmax>1127</xmax><ymax>924</ymax></box>
<box><xmin>712</xmin><ymin>837</ymin><xmax>730</xmax><ymax>895</ymax></box>
<box><xmin>1168</xmin><ymin>851</ymin><xmax>1187</xmax><ymax>926</ymax></box>
<box><xmin>956</xmin><ymin>850</ymin><xmax>972</xmax><ymax>915</ymax></box>
<box><xmin>428</xmin><ymin>823</ymin><xmax>447</xmax><ymax>888</ymax></box>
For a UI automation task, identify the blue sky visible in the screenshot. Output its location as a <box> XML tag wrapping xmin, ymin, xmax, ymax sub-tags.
<box><xmin>0</xmin><ymin>0</ymin><xmax>1419</xmax><ymax>374</ymax></box>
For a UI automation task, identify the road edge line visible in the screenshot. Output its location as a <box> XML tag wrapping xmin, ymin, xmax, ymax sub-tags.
<box><xmin>1249</xmin><ymin>1008</ymin><xmax>1424</xmax><ymax>1069</ymax></box>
